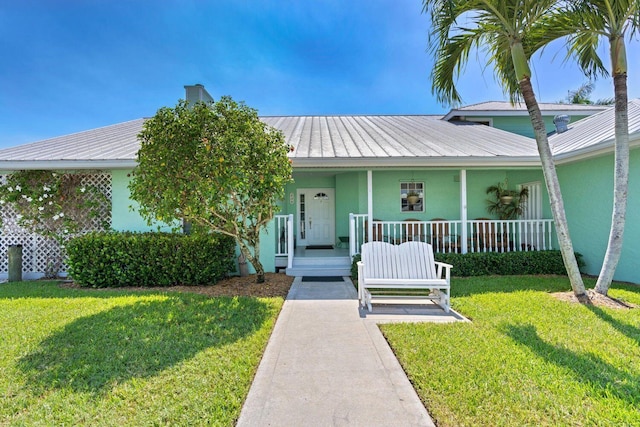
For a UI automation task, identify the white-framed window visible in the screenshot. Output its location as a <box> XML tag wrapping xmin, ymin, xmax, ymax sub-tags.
<box><xmin>401</xmin><ymin>182</ymin><xmax>424</xmax><ymax>212</ymax></box>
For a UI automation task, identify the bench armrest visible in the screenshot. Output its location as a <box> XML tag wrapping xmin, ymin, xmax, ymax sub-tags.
<box><xmin>434</xmin><ymin>261</ymin><xmax>452</xmax><ymax>283</ymax></box>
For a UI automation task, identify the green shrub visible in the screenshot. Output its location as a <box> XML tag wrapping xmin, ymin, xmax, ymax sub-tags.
<box><xmin>434</xmin><ymin>251</ymin><xmax>583</xmax><ymax>277</ymax></box>
<box><xmin>67</xmin><ymin>232</ymin><xmax>235</xmax><ymax>287</ymax></box>
<box><xmin>351</xmin><ymin>249</ymin><xmax>582</xmax><ymax>278</ymax></box>
<box><xmin>350</xmin><ymin>254</ymin><xmax>361</xmax><ymax>279</ymax></box>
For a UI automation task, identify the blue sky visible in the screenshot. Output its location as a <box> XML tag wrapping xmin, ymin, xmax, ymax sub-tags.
<box><xmin>1</xmin><ymin>0</ymin><xmax>638</xmax><ymax>149</ymax></box>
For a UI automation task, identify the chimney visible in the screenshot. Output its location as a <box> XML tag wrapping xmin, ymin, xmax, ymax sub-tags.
<box><xmin>184</xmin><ymin>84</ymin><xmax>214</xmax><ymax>104</ymax></box>
<box><xmin>553</xmin><ymin>114</ymin><xmax>570</xmax><ymax>133</ymax></box>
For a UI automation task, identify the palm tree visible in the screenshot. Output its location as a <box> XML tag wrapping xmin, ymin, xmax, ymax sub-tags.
<box><xmin>551</xmin><ymin>0</ymin><xmax>639</xmax><ymax>296</ymax></box>
<box><xmin>423</xmin><ymin>0</ymin><xmax>590</xmax><ymax>302</ymax></box>
<box><xmin>562</xmin><ymin>81</ymin><xmax>613</xmax><ymax>105</ymax></box>
<box><xmin>565</xmin><ymin>81</ymin><xmax>596</xmax><ymax>104</ymax></box>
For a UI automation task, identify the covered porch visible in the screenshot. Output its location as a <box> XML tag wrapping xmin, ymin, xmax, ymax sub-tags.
<box><xmin>273</xmin><ymin>169</ymin><xmax>557</xmax><ymax>276</ymax></box>
<box><xmin>274</xmin><ymin>214</ymin><xmax>556</xmax><ymax>276</ymax></box>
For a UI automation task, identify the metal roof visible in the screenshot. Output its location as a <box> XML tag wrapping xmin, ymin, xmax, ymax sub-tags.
<box><xmin>0</xmin><ymin>119</ymin><xmax>144</xmax><ymax>169</ymax></box>
<box><xmin>443</xmin><ymin>101</ymin><xmax>609</xmax><ymax>120</ymax></box>
<box><xmin>550</xmin><ymin>99</ymin><xmax>640</xmax><ymax>161</ymax></box>
<box><xmin>261</xmin><ymin>116</ymin><xmax>539</xmax><ymax>167</ymax></box>
<box><xmin>5</xmin><ymin>102</ymin><xmax>637</xmax><ymax>170</ymax></box>
<box><xmin>0</xmin><ymin>115</ymin><xmax>542</xmax><ymax>170</ymax></box>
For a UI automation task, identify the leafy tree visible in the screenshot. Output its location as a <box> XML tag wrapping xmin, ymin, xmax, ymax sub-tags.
<box><xmin>550</xmin><ymin>0</ymin><xmax>639</xmax><ymax>295</ymax></box>
<box><xmin>0</xmin><ymin>170</ymin><xmax>109</xmax><ymax>277</ymax></box>
<box><xmin>423</xmin><ymin>0</ymin><xmax>589</xmax><ymax>302</ymax></box>
<box><xmin>129</xmin><ymin>97</ymin><xmax>293</xmax><ymax>283</ymax></box>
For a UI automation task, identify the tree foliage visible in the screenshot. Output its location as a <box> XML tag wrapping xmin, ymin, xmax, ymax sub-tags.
<box><xmin>562</xmin><ymin>81</ymin><xmax>613</xmax><ymax>105</ymax></box>
<box><xmin>129</xmin><ymin>97</ymin><xmax>293</xmax><ymax>283</ymax></box>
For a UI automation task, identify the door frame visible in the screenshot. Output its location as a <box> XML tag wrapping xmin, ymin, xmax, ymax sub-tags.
<box><xmin>296</xmin><ymin>188</ymin><xmax>335</xmax><ymax>247</ymax></box>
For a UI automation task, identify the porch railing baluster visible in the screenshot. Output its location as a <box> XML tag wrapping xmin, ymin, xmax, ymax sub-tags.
<box><xmin>343</xmin><ymin>215</ymin><xmax>555</xmax><ymax>256</ymax></box>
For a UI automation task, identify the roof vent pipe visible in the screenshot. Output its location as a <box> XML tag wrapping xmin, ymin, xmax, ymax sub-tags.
<box><xmin>553</xmin><ymin>114</ymin><xmax>570</xmax><ymax>133</ymax></box>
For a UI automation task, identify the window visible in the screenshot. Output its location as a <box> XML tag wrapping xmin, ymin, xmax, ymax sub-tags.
<box><xmin>401</xmin><ymin>182</ymin><xmax>424</xmax><ymax>212</ymax></box>
<box><xmin>299</xmin><ymin>194</ymin><xmax>306</xmax><ymax>239</ymax></box>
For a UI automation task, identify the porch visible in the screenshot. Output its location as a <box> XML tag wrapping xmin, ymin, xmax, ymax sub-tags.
<box><xmin>274</xmin><ymin>214</ymin><xmax>556</xmax><ymax>277</ymax></box>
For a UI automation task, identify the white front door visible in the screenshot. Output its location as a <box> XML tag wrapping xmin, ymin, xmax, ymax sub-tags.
<box><xmin>297</xmin><ymin>188</ymin><xmax>335</xmax><ymax>246</ymax></box>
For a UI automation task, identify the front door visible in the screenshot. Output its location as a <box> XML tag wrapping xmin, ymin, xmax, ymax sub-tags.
<box><xmin>297</xmin><ymin>188</ymin><xmax>335</xmax><ymax>246</ymax></box>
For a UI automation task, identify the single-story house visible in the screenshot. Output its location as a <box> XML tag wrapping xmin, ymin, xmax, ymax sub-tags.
<box><xmin>1</xmin><ymin>84</ymin><xmax>638</xmax><ymax>284</ymax></box>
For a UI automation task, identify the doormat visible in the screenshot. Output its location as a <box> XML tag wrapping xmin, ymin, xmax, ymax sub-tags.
<box><xmin>305</xmin><ymin>245</ymin><xmax>334</xmax><ymax>250</ymax></box>
<box><xmin>302</xmin><ymin>276</ymin><xmax>344</xmax><ymax>282</ymax></box>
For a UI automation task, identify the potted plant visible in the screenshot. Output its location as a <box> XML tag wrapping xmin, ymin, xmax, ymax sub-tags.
<box><xmin>485</xmin><ymin>182</ymin><xmax>528</xmax><ymax>220</ymax></box>
<box><xmin>406</xmin><ymin>191</ymin><xmax>420</xmax><ymax>205</ymax></box>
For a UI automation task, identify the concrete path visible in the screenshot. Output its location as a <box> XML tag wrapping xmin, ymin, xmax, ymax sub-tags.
<box><xmin>237</xmin><ymin>277</ymin><xmax>445</xmax><ymax>426</ymax></box>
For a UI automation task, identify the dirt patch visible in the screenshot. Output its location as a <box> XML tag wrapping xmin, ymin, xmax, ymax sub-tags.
<box><xmin>61</xmin><ymin>273</ymin><xmax>295</xmax><ymax>298</ymax></box>
<box><xmin>551</xmin><ymin>289</ymin><xmax>636</xmax><ymax>310</ymax></box>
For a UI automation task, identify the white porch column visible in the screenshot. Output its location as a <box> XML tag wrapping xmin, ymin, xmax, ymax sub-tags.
<box><xmin>287</xmin><ymin>214</ymin><xmax>294</xmax><ymax>268</ymax></box>
<box><xmin>367</xmin><ymin>170</ymin><xmax>373</xmax><ymax>243</ymax></box>
<box><xmin>460</xmin><ymin>169</ymin><xmax>468</xmax><ymax>254</ymax></box>
<box><xmin>349</xmin><ymin>213</ymin><xmax>355</xmax><ymax>257</ymax></box>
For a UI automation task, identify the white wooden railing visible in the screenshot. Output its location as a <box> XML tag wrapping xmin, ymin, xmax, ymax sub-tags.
<box><xmin>348</xmin><ymin>215</ymin><xmax>555</xmax><ymax>257</ymax></box>
<box><xmin>274</xmin><ymin>214</ymin><xmax>294</xmax><ymax>268</ymax></box>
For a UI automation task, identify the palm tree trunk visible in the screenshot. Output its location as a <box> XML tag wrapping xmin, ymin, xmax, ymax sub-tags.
<box><xmin>595</xmin><ymin>70</ymin><xmax>629</xmax><ymax>295</ymax></box>
<box><xmin>520</xmin><ymin>77</ymin><xmax>589</xmax><ymax>303</ymax></box>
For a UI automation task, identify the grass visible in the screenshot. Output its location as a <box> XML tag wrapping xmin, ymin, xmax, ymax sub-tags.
<box><xmin>380</xmin><ymin>276</ymin><xmax>640</xmax><ymax>427</ymax></box>
<box><xmin>0</xmin><ymin>281</ymin><xmax>284</xmax><ymax>426</ymax></box>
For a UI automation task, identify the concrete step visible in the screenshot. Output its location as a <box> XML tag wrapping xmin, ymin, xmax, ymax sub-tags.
<box><xmin>285</xmin><ymin>266</ymin><xmax>352</xmax><ymax>277</ymax></box>
<box><xmin>292</xmin><ymin>256</ymin><xmax>351</xmax><ymax>267</ymax></box>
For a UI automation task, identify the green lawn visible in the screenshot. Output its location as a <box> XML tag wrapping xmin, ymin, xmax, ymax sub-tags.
<box><xmin>381</xmin><ymin>276</ymin><xmax>640</xmax><ymax>427</ymax></box>
<box><xmin>0</xmin><ymin>281</ymin><xmax>283</xmax><ymax>426</ymax></box>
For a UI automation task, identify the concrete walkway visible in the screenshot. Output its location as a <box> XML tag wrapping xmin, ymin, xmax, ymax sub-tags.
<box><xmin>237</xmin><ymin>276</ymin><xmax>462</xmax><ymax>426</ymax></box>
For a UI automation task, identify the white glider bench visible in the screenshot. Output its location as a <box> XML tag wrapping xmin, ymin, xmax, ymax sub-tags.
<box><xmin>357</xmin><ymin>241</ymin><xmax>452</xmax><ymax>313</ymax></box>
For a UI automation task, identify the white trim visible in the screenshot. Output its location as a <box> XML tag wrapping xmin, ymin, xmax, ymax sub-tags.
<box><xmin>367</xmin><ymin>170</ymin><xmax>373</xmax><ymax>243</ymax></box>
<box><xmin>460</xmin><ymin>170</ymin><xmax>468</xmax><ymax>254</ymax></box>
<box><xmin>0</xmin><ymin>160</ymin><xmax>138</xmax><ymax>170</ymax></box>
<box><xmin>291</xmin><ymin>157</ymin><xmax>543</xmax><ymax>168</ymax></box>
<box><xmin>443</xmin><ymin>107</ymin><xmax>608</xmax><ymax>121</ymax></box>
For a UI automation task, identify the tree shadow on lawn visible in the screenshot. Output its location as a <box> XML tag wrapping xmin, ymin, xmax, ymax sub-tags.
<box><xmin>587</xmin><ymin>305</ymin><xmax>640</xmax><ymax>347</ymax></box>
<box><xmin>18</xmin><ymin>294</ymin><xmax>272</xmax><ymax>395</ymax></box>
<box><xmin>502</xmin><ymin>323</ymin><xmax>640</xmax><ymax>407</ymax></box>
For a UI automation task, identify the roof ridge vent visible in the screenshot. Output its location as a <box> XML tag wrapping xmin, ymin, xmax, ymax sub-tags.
<box><xmin>553</xmin><ymin>114</ymin><xmax>570</xmax><ymax>133</ymax></box>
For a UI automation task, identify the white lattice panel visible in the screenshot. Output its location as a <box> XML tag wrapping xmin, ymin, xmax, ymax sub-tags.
<box><xmin>1</xmin><ymin>172</ymin><xmax>112</xmax><ymax>276</ymax></box>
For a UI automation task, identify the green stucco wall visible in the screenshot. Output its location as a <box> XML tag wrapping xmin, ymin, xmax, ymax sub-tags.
<box><xmin>558</xmin><ymin>149</ymin><xmax>640</xmax><ymax>284</ymax></box>
<box><xmin>111</xmin><ymin>170</ymin><xmax>165</xmax><ymax>232</ymax></box>
<box><xmin>371</xmin><ymin>170</ymin><xmax>460</xmax><ymax>220</ymax></box>
<box><xmin>336</xmin><ymin>172</ymin><xmax>363</xmax><ymax>238</ymax></box>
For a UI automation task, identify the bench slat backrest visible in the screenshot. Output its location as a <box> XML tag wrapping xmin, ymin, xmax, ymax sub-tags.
<box><xmin>361</xmin><ymin>241</ymin><xmax>438</xmax><ymax>280</ymax></box>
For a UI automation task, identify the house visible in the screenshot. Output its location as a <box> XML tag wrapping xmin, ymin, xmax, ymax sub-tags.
<box><xmin>1</xmin><ymin>85</ymin><xmax>638</xmax><ymax>284</ymax></box>
<box><xmin>442</xmin><ymin>100</ymin><xmax>608</xmax><ymax>137</ymax></box>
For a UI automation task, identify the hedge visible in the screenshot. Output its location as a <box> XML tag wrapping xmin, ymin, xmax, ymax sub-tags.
<box><xmin>66</xmin><ymin>232</ymin><xmax>236</xmax><ymax>288</ymax></box>
<box><xmin>351</xmin><ymin>250</ymin><xmax>583</xmax><ymax>278</ymax></box>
